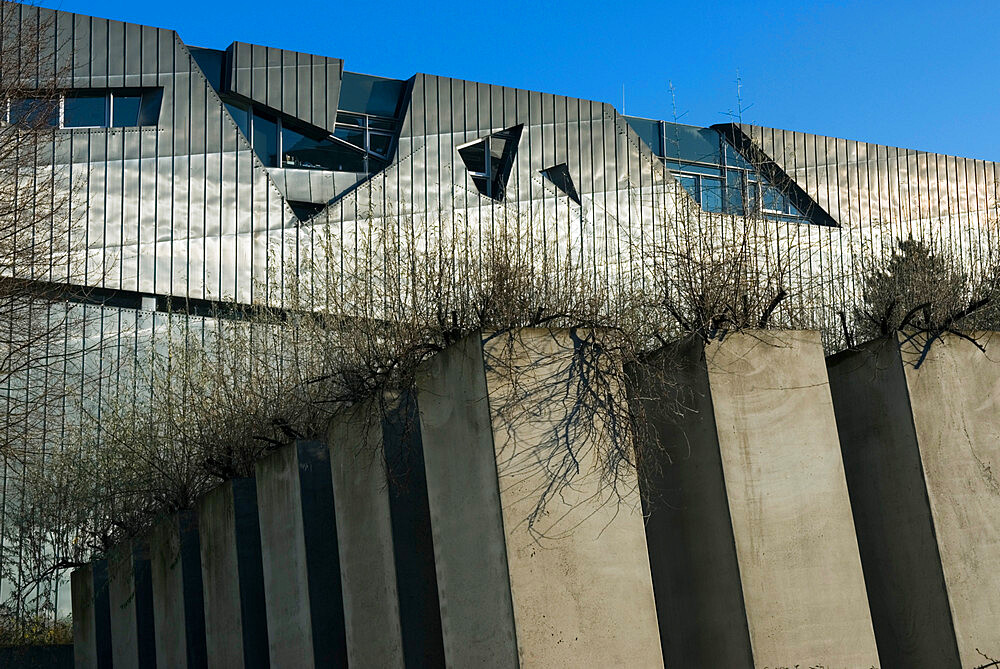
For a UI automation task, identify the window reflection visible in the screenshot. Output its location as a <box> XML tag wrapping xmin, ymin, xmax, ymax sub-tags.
<box><xmin>112</xmin><ymin>94</ymin><xmax>141</xmax><ymax>127</ymax></box>
<box><xmin>64</xmin><ymin>94</ymin><xmax>106</xmax><ymax>127</ymax></box>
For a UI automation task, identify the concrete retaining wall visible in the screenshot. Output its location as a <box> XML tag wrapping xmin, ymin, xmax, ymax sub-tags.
<box><xmin>149</xmin><ymin>512</ymin><xmax>207</xmax><ymax>668</ymax></box>
<box><xmin>106</xmin><ymin>544</ymin><xmax>155</xmax><ymax>668</ymax></box>
<box><xmin>255</xmin><ymin>440</ymin><xmax>347</xmax><ymax>668</ymax></box>
<box><xmin>416</xmin><ymin>330</ymin><xmax>663</xmax><ymax>668</ymax></box>
<box><xmin>197</xmin><ymin>478</ymin><xmax>268</xmax><ymax>669</ymax></box>
<box><xmin>641</xmin><ymin>330</ymin><xmax>879</xmax><ymax>667</ymax></box>
<box><xmin>328</xmin><ymin>402</ymin><xmax>406</xmax><ymax>668</ymax></box>
<box><xmin>829</xmin><ymin>332</ymin><xmax>1000</xmax><ymax>667</ymax></box>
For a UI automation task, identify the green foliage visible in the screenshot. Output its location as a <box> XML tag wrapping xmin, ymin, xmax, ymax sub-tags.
<box><xmin>0</xmin><ymin>611</ymin><xmax>72</xmax><ymax>647</ymax></box>
<box><xmin>855</xmin><ymin>236</ymin><xmax>972</xmax><ymax>341</ymax></box>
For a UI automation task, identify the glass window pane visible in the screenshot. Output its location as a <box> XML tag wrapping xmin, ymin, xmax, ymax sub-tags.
<box><xmin>10</xmin><ymin>98</ymin><xmax>58</xmax><ymax>127</ymax></box>
<box><xmin>336</xmin><ymin>112</ymin><xmax>366</xmax><ymax>127</ymax></box>
<box><xmin>369</xmin><ymin>133</ymin><xmax>393</xmax><ymax>157</ymax></box>
<box><xmin>748</xmin><ymin>183</ymin><xmax>760</xmax><ymax>211</ymax></box>
<box><xmin>701</xmin><ymin>177</ymin><xmax>723</xmax><ymax>213</ymax></box>
<box><xmin>137</xmin><ymin>89</ymin><xmax>163</xmax><ymax>126</ymax></box>
<box><xmin>224</xmin><ymin>102</ymin><xmax>250</xmax><ymax>138</ymax></box>
<box><xmin>457</xmin><ymin>139</ymin><xmax>488</xmax><ymax>176</ymax></box>
<box><xmin>677</xmin><ymin>175</ymin><xmax>699</xmax><ymax>203</ymax></box>
<box><xmin>64</xmin><ymin>94</ymin><xmax>107</xmax><ymax>127</ymax></box>
<box><xmin>284</xmin><ymin>123</ymin><xmax>367</xmax><ymax>172</ymax></box>
<box><xmin>724</xmin><ymin>141</ymin><xmax>754</xmax><ymax>170</ymax></box>
<box><xmin>112</xmin><ymin>94</ymin><xmax>141</xmax><ymax>126</ymax></box>
<box><xmin>333</xmin><ymin>126</ymin><xmax>365</xmax><ymax>150</ymax></box>
<box><xmin>368</xmin><ymin>117</ymin><xmax>397</xmax><ymax>131</ymax></box>
<box><xmin>762</xmin><ymin>185</ymin><xmax>784</xmax><ymax>212</ymax></box>
<box><xmin>726</xmin><ymin>170</ymin><xmax>744</xmax><ymax>215</ymax></box>
<box><xmin>252</xmin><ymin>111</ymin><xmax>278</xmax><ymax>167</ymax></box>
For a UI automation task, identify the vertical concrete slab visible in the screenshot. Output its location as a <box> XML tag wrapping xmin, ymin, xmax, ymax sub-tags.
<box><xmin>198</xmin><ymin>481</ymin><xmax>245</xmax><ymax>669</ymax></box>
<box><xmin>902</xmin><ymin>332</ymin><xmax>1000</xmax><ymax>663</ymax></box>
<box><xmin>643</xmin><ymin>330</ymin><xmax>879</xmax><ymax>668</ymax></box>
<box><xmin>417</xmin><ymin>330</ymin><xmax>663</xmax><ymax>668</ymax></box>
<box><xmin>486</xmin><ymin>330</ymin><xmax>664</xmax><ymax>668</ymax></box>
<box><xmin>829</xmin><ymin>332</ymin><xmax>1000</xmax><ymax>667</ymax></box>
<box><xmin>108</xmin><ymin>547</ymin><xmax>139</xmax><ymax>669</ymax></box>
<box><xmin>638</xmin><ymin>336</ymin><xmax>754</xmax><ymax>667</ymax></box>
<box><xmin>231</xmin><ymin>478</ymin><xmax>269</xmax><ymax>669</ymax></box>
<box><xmin>256</xmin><ymin>441</ymin><xmax>347</xmax><ymax>669</ymax></box>
<box><xmin>381</xmin><ymin>393</ymin><xmax>446</xmax><ymax>667</ymax></box>
<box><xmin>198</xmin><ymin>478</ymin><xmax>269</xmax><ymax>668</ymax></box>
<box><xmin>416</xmin><ymin>334</ymin><xmax>519</xmax><ymax>668</ymax></box>
<box><xmin>71</xmin><ymin>566</ymin><xmax>98</xmax><ymax>669</ymax></box>
<box><xmin>92</xmin><ymin>559</ymin><xmax>113</xmax><ymax>668</ymax></box>
<box><xmin>132</xmin><ymin>542</ymin><xmax>157</xmax><ymax>668</ymax></box>
<box><xmin>706</xmin><ymin>331</ymin><xmax>878</xmax><ymax>666</ymax></box>
<box><xmin>328</xmin><ymin>402</ymin><xmax>405</xmax><ymax>669</ymax></box>
<box><xmin>149</xmin><ymin>513</ymin><xmax>208</xmax><ymax>669</ymax></box>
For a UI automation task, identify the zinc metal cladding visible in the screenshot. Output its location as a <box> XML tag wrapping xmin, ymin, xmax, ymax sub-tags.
<box><xmin>3</xmin><ymin>2</ymin><xmax>1000</xmax><ymax>617</ymax></box>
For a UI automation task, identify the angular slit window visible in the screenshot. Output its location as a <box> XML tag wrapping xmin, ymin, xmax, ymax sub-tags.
<box><xmin>137</xmin><ymin>89</ymin><xmax>163</xmax><ymax>126</ymax></box>
<box><xmin>9</xmin><ymin>98</ymin><xmax>58</xmax><ymax>127</ymax></box>
<box><xmin>64</xmin><ymin>93</ymin><xmax>107</xmax><ymax>127</ymax></box>
<box><xmin>457</xmin><ymin>124</ymin><xmax>523</xmax><ymax>201</ymax></box>
<box><xmin>540</xmin><ymin>163</ymin><xmax>581</xmax><ymax>204</ymax></box>
<box><xmin>111</xmin><ymin>93</ymin><xmax>141</xmax><ymax>127</ymax></box>
<box><xmin>252</xmin><ymin>111</ymin><xmax>279</xmax><ymax>167</ymax></box>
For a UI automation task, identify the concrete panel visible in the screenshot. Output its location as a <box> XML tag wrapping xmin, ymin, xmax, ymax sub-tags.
<box><xmin>830</xmin><ymin>332</ymin><xmax>1000</xmax><ymax>666</ymax></box>
<box><xmin>328</xmin><ymin>402</ymin><xmax>405</xmax><ymax>669</ymax></box>
<box><xmin>71</xmin><ymin>566</ymin><xmax>98</xmax><ymax>669</ymax></box>
<box><xmin>149</xmin><ymin>514</ymin><xmax>207</xmax><ymax>669</ymax></box>
<box><xmin>381</xmin><ymin>394</ymin><xmax>446</xmax><ymax>666</ymax></box>
<box><xmin>706</xmin><ymin>331</ymin><xmax>878</xmax><ymax>666</ymax></box>
<box><xmin>417</xmin><ymin>334</ymin><xmax>519</xmax><ymax>668</ymax></box>
<box><xmin>197</xmin><ymin>478</ymin><xmax>268</xmax><ymax>669</ymax></box>
<box><xmin>417</xmin><ymin>330</ymin><xmax>662</xmax><ymax>668</ymax></box>
<box><xmin>828</xmin><ymin>337</ymin><xmax>960</xmax><ymax>667</ymax></box>
<box><xmin>255</xmin><ymin>441</ymin><xmax>347</xmax><ymax>669</ymax></box>
<box><xmin>643</xmin><ymin>331</ymin><xmax>878</xmax><ymax>667</ymax></box>
<box><xmin>903</xmin><ymin>332</ymin><xmax>1000</xmax><ymax>662</ymax></box>
<box><xmin>638</xmin><ymin>336</ymin><xmax>754</xmax><ymax>667</ymax></box>
<box><xmin>198</xmin><ymin>481</ymin><xmax>244</xmax><ymax>669</ymax></box>
<box><xmin>255</xmin><ymin>444</ymin><xmax>314</xmax><ymax>669</ymax></box>
<box><xmin>484</xmin><ymin>330</ymin><xmax>664</xmax><ymax>668</ymax></box>
<box><xmin>108</xmin><ymin>548</ymin><xmax>138</xmax><ymax>669</ymax></box>
<box><xmin>231</xmin><ymin>478</ymin><xmax>269</xmax><ymax>669</ymax></box>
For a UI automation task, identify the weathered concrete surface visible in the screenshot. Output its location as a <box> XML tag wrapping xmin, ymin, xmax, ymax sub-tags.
<box><xmin>256</xmin><ymin>441</ymin><xmax>347</xmax><ymax>669</ymax></box>
<box><xmin>132</xmin><ymin>542</ymin><xmax>156</xmax><ymax>668</ymax></box>
<box><xmin>707</xmin><ymin>331</ymin><xmax>878</xmax><ymax>666</ymax></box>
<box><xmin>644</xmin><ymin>330</ymin><xmax>878</xmax><ymax>667</ymax></box>
<box><xmin>830</xmin><ymin>332</ymin><xmax>1000</xmax><ymax>666</ymax></box>
<box><xmin>92</xmin><ymin>560</ymin><xmax>112</xmax><ymax>668</ymax></box>
<box><xmin>380</xmin><ymin>394</ymin><xmax>445</xmax><ymax>666</ymax></box>
<box><xmin>417</xmin><ymin>330</ymin><xmax>663</xmax><ymax>668</ymax></box>
<box><xmin>638</xmin><ymin>336</ymin><xmax>754</xmax><ymax>667</ymax></box>
<box><xmin>197</xmin><ymin>479</ymin><xmax>270</xmax><ymax>668</ymax></box>
<box><xmin>416</xmin><ymin>334</ymin><xmax>518</xmax><ymax>668</ymax></box>
<box><xmin>149</xmin><ymin>513</ymin><xmax>207</xmax><ymax>669</ymax></box>
<box><xmin>328</xmin><ymin>402</ymin><xmax>405</xmax><ymax>669</ymax></box>
<box><xmin>256</xmin><ymin>444</ymin><xmax>313</xmax><ymax>668</ymax></box>
<box><xmin>108</xmin><ymin>548</ymin><xmax>138</xmax><ymax>669</ymax></box>
<box><xmin>71</xmin><ymin>565</ymin><xmax>98</xmax><ymax>669</ymax></box>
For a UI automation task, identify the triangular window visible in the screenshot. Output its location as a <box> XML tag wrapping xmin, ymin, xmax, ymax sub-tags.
<box><xmin>540</xmin><ymin>163</ymin><xmax>581</xmax><ymax>204</ymax></box>
<box><xmin>457</xmin><ymin>124</ymin><xmax>523</xmax><ymax>201</ymax></box>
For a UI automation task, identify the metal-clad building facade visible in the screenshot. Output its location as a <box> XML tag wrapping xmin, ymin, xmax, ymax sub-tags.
<box><xmin>2</xmin><ymin>4</ymin><xmax>999</xmax><ymax>616</ymax></box>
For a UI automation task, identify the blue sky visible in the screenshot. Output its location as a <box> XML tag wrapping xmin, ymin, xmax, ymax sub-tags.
<box><xmin>36</xmin><ymin>0</ymin><xmax>1000</xmax><ymax>160</ymax></box>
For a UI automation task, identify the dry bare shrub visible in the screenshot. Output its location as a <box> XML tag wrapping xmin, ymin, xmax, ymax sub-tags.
<box><xmin>848</xmin><ymin>235</ymin><xmax>999</xmax><ymax>357</ymax></box>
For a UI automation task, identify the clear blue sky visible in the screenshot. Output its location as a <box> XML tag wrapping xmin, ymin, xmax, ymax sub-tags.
<box><xmin>35</xmin><ymin>0</ymin><xmax>1000</xmax><ymax>161</ymax></box>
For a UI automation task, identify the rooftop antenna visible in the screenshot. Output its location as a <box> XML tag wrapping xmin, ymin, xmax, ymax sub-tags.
<box><xmin>622</xmin><ymin>84</ymin><xmax>626</xmax><ymax>116</ymax></box>
<box><xmin>723</xmin><ymin>69</ymin><xmax>753</xmax><ymax>123</ymax></box>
